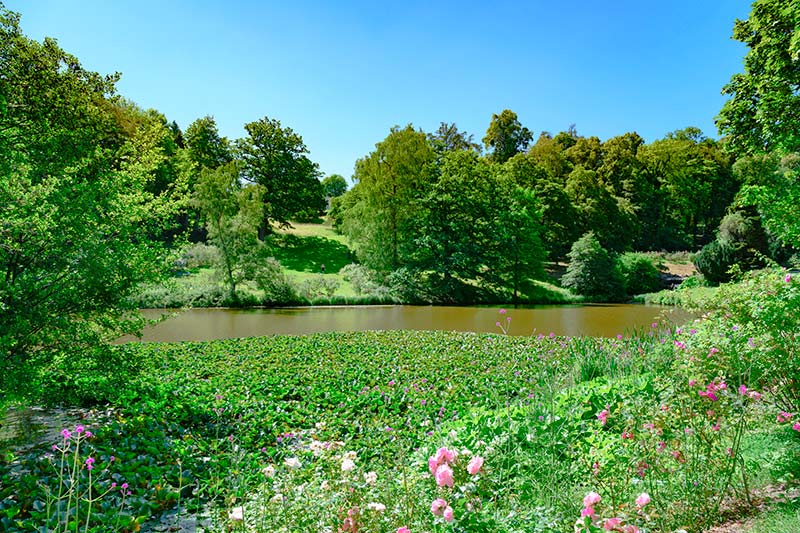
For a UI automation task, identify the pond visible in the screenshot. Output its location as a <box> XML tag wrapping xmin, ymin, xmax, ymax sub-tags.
<box><xmin>125</xmin><ymin>304</ymin><xmax>693</xmax><ymax>342</ymax></box>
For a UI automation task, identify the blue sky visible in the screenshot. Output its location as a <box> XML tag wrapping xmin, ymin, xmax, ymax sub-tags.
<box><xmin>7</xmin><ymin>0</ymin><xmax>751</xmax><ymax>181</ymax></box>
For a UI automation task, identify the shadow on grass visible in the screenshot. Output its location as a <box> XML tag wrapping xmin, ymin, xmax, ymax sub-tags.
<box><xmin>270</xmin><ymin>234</ymin><xmax>353</xmax><ymax>273</ymax></box>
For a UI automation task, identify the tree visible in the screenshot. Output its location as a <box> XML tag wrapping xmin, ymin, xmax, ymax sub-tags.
<box><xmin>561</xmin><ymin>233</ymin><xmax>624</xmax><ymax>302</ymax></box>
<box><xmin>482</xmin><ymin>109</ymin><xmax>533</xmax><ymax>163</ymax></box>
<box><xmin>185</xmin><ymin>116</ymin><xmax>233</xmax><ymax>171</ymax></box>
<box><xmin>717</xmin><ymin>0</ymin><xmax>800</xmax><ymax>154</ymax></box>
<box><xmin>194</xmin><ymin>162</ymin><xmax>265</xmax><ymax>301</ymax></box>
<box><xmin>428</xmin><ymin>122</ymin><xmax>481</xmax><ymax>154</ymax></box>
<box><xmin>237</xmin><ymin>117</ymin><xmax>325</xmax><ymax>229</ymax></box>
<box><xmin>341</xmin><ymin>125</ymin><xmax>435</xmax><ymax>271</ymax></box>
<box><xmin>321</xmin><ymin>174</ymin><xmax>348</xmax><ymax>198</ymax></box>
<box><xmin>0</xmin><ymin>6</ymin><xmax>178</xmax><ymax>379</ymax></box>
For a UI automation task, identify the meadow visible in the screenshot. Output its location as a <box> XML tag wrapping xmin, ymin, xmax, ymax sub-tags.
<box><xmin>1</xmin><ymin>269</ymin><xmax>798</xmax><ymax>532</ymax></box>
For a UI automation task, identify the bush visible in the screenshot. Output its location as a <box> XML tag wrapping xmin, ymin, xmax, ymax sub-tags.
<box><xmin>179</xmin><ymin>242</ymin><xmax>219</xmax><ymax>269</ymax></box>
<box><xmin>298</xmin><ymin>275</ymin><xmax>340</xmax><ymax>300</ymax></box>
<box><xmin>339</xmin><ymin>264</ymin><xmax>391</xmax><ymax>297</ymax></box>
<box><xmin>617</xmin><ymin>252</ymin><xmax>663</xmax><ymax>295</ymax></box>
<box><xmin>561</xmin><ymin>232</ymin><xmax>625</xmax><ymax>301</ymax></box>
<box><xmin>694</xmin><ymin>239</ymin><xmax>736</xmax><ymax>283</ymax></box>
<box><xmin>253</xmin><ymin>258</ymin><xmax>300</xmax><ymax>305</ymax></box>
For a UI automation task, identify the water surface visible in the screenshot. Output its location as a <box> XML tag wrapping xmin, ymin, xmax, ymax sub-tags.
<box><xmin>126</xmin><ymin>304</ymin><xmax>691</xmax><ymax>342</ymax></box>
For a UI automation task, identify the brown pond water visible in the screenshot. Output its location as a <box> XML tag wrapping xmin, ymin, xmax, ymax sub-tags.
<box><xmin>124</xmin><ymin>304</ymin><xmax>693</xmax><ymax>343</ymax></box>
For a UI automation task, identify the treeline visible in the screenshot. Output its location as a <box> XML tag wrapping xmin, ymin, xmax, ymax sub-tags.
<box><xmin>329</xmin><ymin>116</ymin><xmax>740</xmax><ymax>302</ymax></box>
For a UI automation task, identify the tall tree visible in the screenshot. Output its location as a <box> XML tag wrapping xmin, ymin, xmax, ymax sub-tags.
<box><xmin>717</xmin><ymin>0</ymin><xmax>800</xmax><ymax>154</ymax></box>
<box><xmin>194</xmin><ymin>162</ymin><xmax>264</xmax><ymax>301</ymax></box>
<box><xmin>428</xmin><ymin>122</ymin><xmax>481</xmax><ymax>154</ymax></box>
<box><xmin>0</xmin><ymin>6</ymin><xmax>178</xmax><ymax>377</ymax></box>
<box><xmin>482</xmin><ymin>109</ymin><xmax>533</xmax><ymax>163</ymax></box>
<box><xmin>342</xmin><ymin>125</ymin><xmax>435</xmax><ymax>271</ymax></box>
<box><xmin>321</xmin><ymin>174</ymin><xmax>348</xmax><ymax>198</ymax></box>
<box><xmin>237</xmin><ymin>117</ymin><xmax>325</xmax><ymax>229</ymax></box>
<box><xmin>185</xmin><ymin>116</ymin><xmax>233</xmax><ymax>171</ymax></box>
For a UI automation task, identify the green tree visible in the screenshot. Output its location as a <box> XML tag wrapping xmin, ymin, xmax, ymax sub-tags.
<box><xmin>482</xmin><ymin>109</ymin><xmax>533</xmax><ymax>163</ymax></box>
<box><xmin>717</xmin><ymin>0</ymin><xmax>800</xmax><ymax>154</ymax></box>
<box><xmin>185</xmin><ymin>115</ymin><xmax>233</xmax><ymax>170</ymax></box>
<box><xmin>428</xmin><ymin>122</ymin><xmax>481</xmax><ymax>154</ymax></box>
<box><xmin>341</xmin><ymin>125</ymin><xmax>435</xmax><ymax>271</ymax></box>
<box><xmin>0</xmin><ymin>7</ymin><xmax>178</xmax><ymax>379</ymax></box>
<box><xmin>322</xmin><ymin>173</ymin><xmax>348</xmax><ymax>198</ymax></box>
<box><xmin>194</xmin><ymin>162</ymin><xmax>265</xmax><ymax>301</ymax></box>
<box><xmin>237</xmin><ymin>117</ymin><xmax>325</xmax><ymax>228</ymax></box>
<box><xmin>561</xmin><ymin>232</ymin><xmax>624</xmax><ymax>302</ymax></box>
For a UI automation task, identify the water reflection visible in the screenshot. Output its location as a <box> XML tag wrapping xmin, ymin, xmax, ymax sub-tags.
<box><xmin>124</xmin><ymin>305</ymin><xmax>692</xmax><ymax>343</ymax></box>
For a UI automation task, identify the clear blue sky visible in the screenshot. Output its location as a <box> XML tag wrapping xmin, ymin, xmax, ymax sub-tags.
<box><xmin>7</xmin><ymin>0</ymin><xmax>750</xmax><ymax>181</ymax></box>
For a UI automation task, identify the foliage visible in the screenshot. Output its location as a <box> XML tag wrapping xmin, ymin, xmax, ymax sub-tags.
<box><xmin>694</xmin><ymin>239</ymin><xmax>737</xmax><ymax>283</ymax></box>
<box><xmin>617</xmin><ymin>252</ymin><xmax>663</xmax><ymax>295</ymax></box>
<box><xmin>297</xmin><ymin>275</ymin><xmax>340</xmax><ymax>300</ymax></box>
<box><xmin>427</xmin><ymin>122</ymin><xmax>482</xmax><ymax>154</ymax></box>
<box><xmin>321</xmin><ymin>173</ymin><xmax>348</xmax><ymax>198</ymax></box>
<box><xmin>339</xmin><ymin>264</ymin><xmax>391</xmax><ymax>298</ymax></box>
<box><xmin>193</xmin><ymin>162</ymin><xmax>265</xmax><ymax>301</ymax></box>
<box><xmin>562</xmin><ymin>233</ymin><xmax>625</xmax><ymax>301</ymax></box>
<box><xmin>482</xmin><ymin>109</ymin><xmax>533</xmax><ymax>163</ymax></box>
<box><xmin>237</xmin><ymin>116</ymin><xmax>326</xmax><ymax>228</ymax></box>
<box><xmin>717</xmin><ymin>0</ymin><xmax>800</xmax><ymax>155</ymax></box>
<box><xmin>0</xmin><ymin>6</ymin><xmax>180</xmax><ymax>387</ymax></box>
<box><xmin>253</xmin><ymin>258</ymin><xmax>300</xmax><ymax>304</ymax></box>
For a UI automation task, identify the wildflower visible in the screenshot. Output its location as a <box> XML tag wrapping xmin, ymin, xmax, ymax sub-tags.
<box><xmin>431</xmin><ymin>498</ymin><xmax>447</xmax><ymax>516</ymax></box>
<box><xmin>364</xmin><ymin>471</ymin><xmax>377</xmax><ymax>484</ymax></box>
<box><xmin>396</xmin><ymin>528</ymin><xmax>410</xmax><ymax>533</ymax></box>
<box><xmin>749</xmin><ymin>391</ymin><xmax>762</xmax><ymax>400</ymax></box>
<box><xmin>229</xmin><ymin>506</ymin><xmax>243</xmax><ymax>521</ymax></box>
<box><xmin>583</xmin><ymin>492</ymin><xmax>601</xmax><ymax>507</ymax></box>
<box><xmin>263</xmin><ymin>464</ymin><xmax>276</xmax><ymax>477</ymax></box>
<box><xmin>61</xmin><ymin>429</ymin><xmax>71</xmax><ymax>440</ymax></box>
<box><xmin>467</xmin><ymin>455</ymin><xmax>484</xmax><ymax>475</ymax></box>
<box><xmin>284</xmin><ymin>457</ymin><xmax>302</xmax><ymax>469</ymax></box>
<box><xmin>75</xmin><ymin>425</ymin><xmax>85</xmax><ymax>434</ymax></box>
<box><xmin>635</xmin><ymin>492</ymin><xmax>650</xmax><ymax>507</ymax></box>
<box><xmin>596</xmin><ymin>409</ymin><xmax>610</xmax><ymax>426</ymax></box>
<box><xmin>786</xmin><ymin>274</ymin><xmax>792</xmax><ymax>283</ymax></box>
<box><xmin>433</xmin><ymin>446</ymin><xmax>456</xmax><ymax>466</ymax></box>
<box><xmin>793</xmin><ymin>423</ymin><xmax>800</xmax><ymax>432</ymax></box>
<box><xmin>778</xmin><ymin>412</ymin><xmax>794</xmax><ymax>423</ymax></box>
<box><xmin>85</xmin><ymin>457</ymin><xmax>95</xmax><ymax>471</ymax></box>
<box><xmin>581</xmin><ymin>506</ymin><xmax>596</xmax><ymax>518</ymax></box>
<box><xmin>499</xmin><ymin>308</ymin><xmax>506</xmax><ymax>314</ymax></box>
<box><xmin>270</xmin><ymin>493</ymin><xmax>285</xmax><ymax>503</ymax></box>
<box><xmin>366</xmin><ymin>502</ymin><xmax>386</xmax><ymax>512</ymax></box>
<box><xmin>342</xmin><ymin>458</ymin><xmax>356</xmax><ymax>472</ymax></box>
<box><xmin>435</xmin><ymin>464</ymin><xmax>454</xmax><ymax>488</ymax></box>
<box><xmin>603</xmin><ymin>517</ymin><xmax>623</xmax><ymax>530</ymax></box>
<box><xmin>443</xmin><ymin>506</ymin><xmax>455</xmax><ymax>523</ymax></box>
<box><xmin>738</xmin><ymin>384</ymin><xmax>748</xmax><ymax>395</ymax></box>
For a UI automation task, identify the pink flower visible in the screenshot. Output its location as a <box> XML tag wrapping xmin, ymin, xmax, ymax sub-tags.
<box><xmin>581</xmin><ymin>506</ymin><xmax>596</xmax><ymax>518</ymax></box>
<box><xmin>786</xmin><ymin>274</ymin><xmax>792</xmax><ymax>283</ymax></box>
<box><xmin>622</xmin><ymin>526</ymin><xmax>639</xmax><ymax>533</ymax></box>
<box><xmin>793</xmin><ymin>422</ymin><xmax>800</xmax><ymax>432</ymax></box>
<box><xmin>443</xmin><ymin>506</ymin><xmax>454</xmax><ymax>523</ymax></box>
<box><xmin>431</xmin><ymin>498</ymin><xmax>447</xmax><ymax>516</ymax></box>
<box><xmin>597</xmin><ymin>409</ymin><xmax>610</xmax><ymax>426</ymax></box>
<box><xmin>583</xmin><ymin>491</ymin><xmax>601</xmax><ymax>507</ymax></box>
<box><xmin>435</xmin><ymin>447</ymin><xmax>456</xmax><ymax>465</ymax></box>
<box><xmin>397</xmin><ymin>528</ymin><xmax>410</xmax><ymax>533</ymax></box>
<box><xmin>75</xmin><ymin>425</ymin><xmax>85</xmax><ymax>434</ymax></box>
<box><xmin>499</xmin><ymin>308</ymin><xmax>506</xmax><ymax>314</ymax></box>
<box><xmin>85</xmin><ymin>457</ymin><xmax>95</xmax><ymax>471</ymax></box>
<box><xmin>738</xmin><ymin>384</ymin><xmax>748</xmax><ymax>395</ymax></box>
<box><xmin>428</xmin><ymin>456</ymin><xmax>439</xmax><ymax>475</ymax></box>
<box><xmin>467</xmin><ymin>455</ymin><xmax>484</xmax><ymax>475</ymax></box>
<box><xmin>603</xmin><ymin>517</ymin><xmax>623</xmax><ymax>530</ymax></box>
<box><xmin>61</xmin><ymin>429</ymin><xmax>71</xmax><ymax>440</ymax></box>
<box><xmin>435</xmin><ymin>464</ymin><xmax>454</xmax><ymax>487</ymax></box>
<box><xmin>749</xmin><ymin>391</ymin><xmax>762</xmax><ymax>400</ymax></box>
<box><xmin>635</xmin><ymin>492</ymin><xmax>650</xmax><ymax>507</ymax></box>
<box><xmin>688</xmin><ymin>380</ymin><xmax>697</xmax><ymax>387</ymax></box>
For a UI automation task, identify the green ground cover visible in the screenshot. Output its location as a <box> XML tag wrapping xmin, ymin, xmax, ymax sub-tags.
<box><xmin>2</xmin><ymin>269</ymin><xmax>798</xmax><ymax>532</ymax></box>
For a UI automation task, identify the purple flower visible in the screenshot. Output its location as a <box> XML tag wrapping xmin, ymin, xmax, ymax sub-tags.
<box><xmin>85</xmin><ymin>457</ymin><xmax>95</xmax><ymax>471</ymax></box>
<box><xmin>60</xmin><ymin>429</ymin><xmax>71</xmax><ymax>440</ymax></box>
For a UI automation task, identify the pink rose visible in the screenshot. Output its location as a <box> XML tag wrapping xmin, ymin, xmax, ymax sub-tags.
<box><xmin>430</xmin><ymin>498</ymin><xmax>447</xmax><ymax>516</ymax></box>
<box><xmin>583</xmin><ymin>491</ymin><xmax>601</xmax><ymax>507</ymax></box>
<box><xmin>635</xmin><ymin>492</ymin><xmax>650</xmax><ymax>507</ymax></box>
<box><xmin>603</xmin><ymin>517</ymin><xmax>622</xmax><ymax>530</ymax></box>
<box><xmin>581</xmin><ymin>506</ymin><xmax>596</xmax><ymax>518</ymax></box>
<box><xmin>435</xmin><ymin>446</ymin><xmax>456</xmax><ymax>465</ymax></box>
<box><xmin>396</xmin><ymin>528</ymin><xmax>410</xmax><ymax>533</ymax></box>
<box><xmin>467</xmin><ymin>455</ymin><xmax>484</xmax><ymax>475</ymax></box>
<box><xmin>428</xmin><ymin>456</ymin><xmax>439</xmax><ymax>475</ymax></box>
<box><xmin>443</xmin><ymin>506</ymin><xmax>454</xmax><ymax>523</ymax></box>
<box><xmin>435</xmin><ymin>464</ymin><xmax>454</xmax><ymax>488</ymax></box>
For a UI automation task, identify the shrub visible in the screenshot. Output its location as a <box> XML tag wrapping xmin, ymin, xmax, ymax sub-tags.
<box><xmin>298</xmin><ymin>276</ymin><xmax>340</xmax><ymax>300</ymax></box>
<box><xmin>253</xmin><ymin>258</ymin><xmax>300</xmax><ymax>305</ymax></box>
<box><xmin>179</xmin><ymin>242</ymin><xmax>219</xmax><ymax>269</ymax></box>
<box><xmin>617</xmin><ymin>252</ymin><xmax>663</xmax><ymax>295</ymax></box>
<box><xmin>562</xmin><ymin>232</ymin><xmax>624</xmax><ymax>302</ymax></box>
<box><xmin>694</xmin><ymin>239</ymin><xmax>736</xmax><ymax>283</ymax></box>
<box><xmin>339</xmin><ymin>264</ymin><xmax>391</xmax><ymax>297</ymax></box>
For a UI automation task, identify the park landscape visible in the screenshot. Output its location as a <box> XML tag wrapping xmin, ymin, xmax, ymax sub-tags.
<box><xmin>2</xmin><ymin>0</ymin><xmax>800</xmax><ymax>531</ymax></box>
